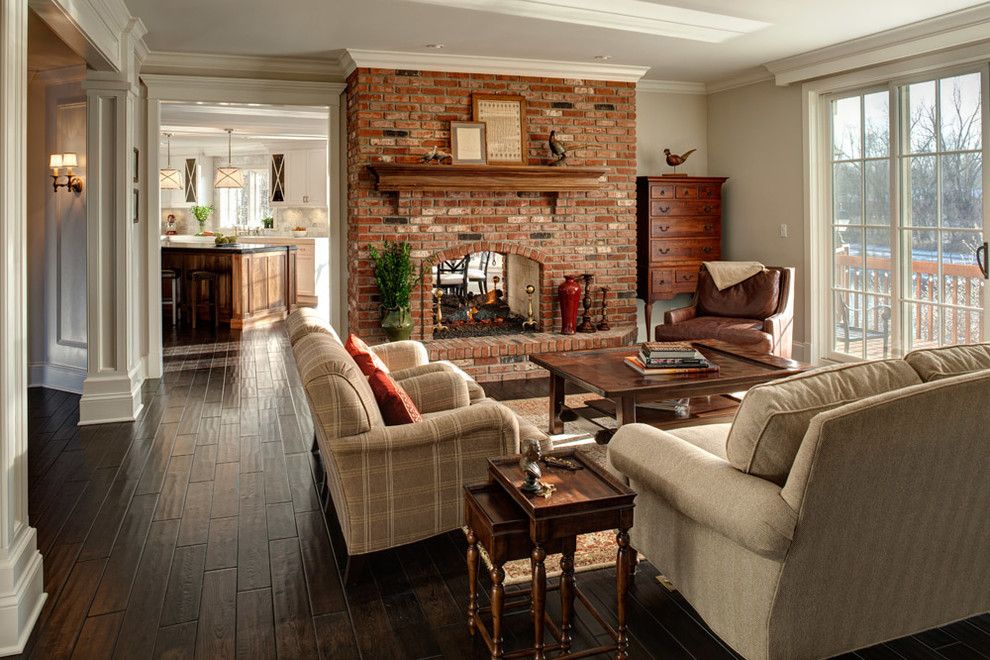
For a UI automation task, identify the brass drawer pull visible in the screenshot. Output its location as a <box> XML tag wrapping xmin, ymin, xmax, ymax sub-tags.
<box><xmin>659</xmin><ymin>225</ymin><xmax>670</xmax><ymax>232</ymax></box>
<box><xmin>702</xmin><ymin>246</ymin><xmax>713</xmax><ymax>254</ymax></box>
<box><xmin>658</xmin><ymin>248</ymin><xmax>670</xmax><ymax>255</ymax></box>
<box><xmin>659</xmin><ymin>206</ymin><xmax>670</xmax><ymax>213</ymax></box>
<box><xmin>703</xmin><ymin>224</ymin><xmax>713</xmax><ymax>231</ymax></box>
<box><xmin>703</xmin><ymin>205</ymin><xmax>714</xmax><ymax>214</ymax></box>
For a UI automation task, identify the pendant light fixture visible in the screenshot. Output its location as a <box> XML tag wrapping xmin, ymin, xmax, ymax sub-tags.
<box><xmin>214</xmin><ymin>128</ymin><xmax>244</xmax><ymax>189</ymax></box>
<box><xmin>159</xmin><ymin>132</ymin><xmax>183</xmax><ymax>190</ymax></box>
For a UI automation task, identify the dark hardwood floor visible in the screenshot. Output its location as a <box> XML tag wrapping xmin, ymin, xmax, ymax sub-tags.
<box><xmin>14</xmin><ymin>323</ymin><xmax>990</xmax><ymax>659</ymax></box>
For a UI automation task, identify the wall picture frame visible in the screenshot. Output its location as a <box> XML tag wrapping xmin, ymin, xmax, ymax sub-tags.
<box><xmin>472</xmin><ymin>93</ymin><xmax>527</xmax><ymax>165</ymax></box>
<box><xmin>450</xmin><ymin>121</ymin><xmax>487</xmax><ymax>165</ymax></box>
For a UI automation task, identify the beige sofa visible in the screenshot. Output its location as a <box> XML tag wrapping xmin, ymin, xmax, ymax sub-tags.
<box><xmin>608</xmin><ymin>343</ymin><xmax>990</xmax><ymax>660</ymax></box>
<box><xmin>286</xmin><ymin>309</ymin><xmax>548</xmax><ymax>564</ymax></box>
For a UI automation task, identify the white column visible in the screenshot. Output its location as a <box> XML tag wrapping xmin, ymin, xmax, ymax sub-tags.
<box><xmin>78</xmin><ymin>72</ymin><xmax>144</xmax><ymax>425</ymax></box>
<box><xmin>0</xmin><ymin>0</ymin><xmax>47</xmax><ymax>654</ymax></box>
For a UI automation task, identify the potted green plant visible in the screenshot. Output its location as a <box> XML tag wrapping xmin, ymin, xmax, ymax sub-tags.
<box><xmin>190</xmin><ymin>204</ymin><xmax>215</xmax><ymax>235</ymax></box>
<box><xmin>369</xmin><ymin>241</ymin><xmax>417</xmax><ymax>341</ymax></box>
<box><xmin>261</xmin><ymin>216</ymin><xmax>274</xmax><ymax>230</ymax></box>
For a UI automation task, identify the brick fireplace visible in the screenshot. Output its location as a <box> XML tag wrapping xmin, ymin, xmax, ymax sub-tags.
<box><xmin>346</xmin><ymin>67</ymin><xmax>639</xmax><ymax>380</ymax></box>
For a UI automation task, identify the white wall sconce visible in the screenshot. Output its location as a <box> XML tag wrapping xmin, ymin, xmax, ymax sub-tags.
<box><xmin>50</xmin><ymin>153</ymin><xmax>83</xmax><ymax>193</ymax></box>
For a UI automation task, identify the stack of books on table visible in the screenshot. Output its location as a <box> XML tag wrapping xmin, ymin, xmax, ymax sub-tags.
<box><xmin>624</xmin><ymin>341</ymin><xmax>719</xmax><ymax>376</ymax></box>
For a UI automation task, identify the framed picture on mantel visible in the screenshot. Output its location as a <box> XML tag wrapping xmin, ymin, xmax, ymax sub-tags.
<box><xmin>472</xmin><ymin>93</ymin><xmax>527</xmax><ymax>165</ymax></box>
<box><xmin>450</xmin><ymin>121</ymin><xmax>487</xmax><ymax>165</ymax></box>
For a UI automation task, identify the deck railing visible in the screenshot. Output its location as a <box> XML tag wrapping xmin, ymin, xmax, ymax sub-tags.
<box><xmin>834</xmin><ymin>249</ymin><xmax>985</xmax><ymax>347</ymax></box>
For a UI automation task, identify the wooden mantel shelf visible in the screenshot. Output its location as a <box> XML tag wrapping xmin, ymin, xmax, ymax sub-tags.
<box><xmin>367</xmin><ymin>163</ymin><xmax>609</xmax><ymax>193</ymax></box>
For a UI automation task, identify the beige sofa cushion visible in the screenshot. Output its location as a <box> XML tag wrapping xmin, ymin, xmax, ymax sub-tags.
<box><xmin>286</xmin><ymin>307</ymin><xmax>341</xmax><ymax>346</ymax></box>
<box><xmin>726</xmin><ymin>360</ymin><xmax>922</xmax><ymax>485</ymax></box>
<box><xmin>904</xmin><ymin>343</ymin><xmax>990</xmax><ymax>382</ymax></box>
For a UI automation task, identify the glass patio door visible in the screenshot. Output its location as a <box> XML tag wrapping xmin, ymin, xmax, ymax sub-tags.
<box><xmin>827</xmin><ymin>68</ymin><xmax>988</xmax><ymax>360</ymax></box>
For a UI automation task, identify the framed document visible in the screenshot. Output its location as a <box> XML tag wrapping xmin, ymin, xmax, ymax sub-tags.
<box><xmin>450</xmin><ymin>121</ymin><xmax>487</xmax><ymax>165</ymax></box>
<box><xmin>472</xmin><ymin>93</ymin><xmax>527</xmax><ymax>165</ymax></box>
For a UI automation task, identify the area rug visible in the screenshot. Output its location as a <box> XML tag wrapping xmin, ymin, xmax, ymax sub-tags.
<box><xmin>500</xmin><ymin>392</ymin><xmax>615</xmax><ymax>442</ymax></box>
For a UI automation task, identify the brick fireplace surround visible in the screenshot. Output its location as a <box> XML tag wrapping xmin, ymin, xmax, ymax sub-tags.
<box><xmin>346</xmin><ymin>67</ymin><xmax>639</xmax><ymax>381</ymax></box>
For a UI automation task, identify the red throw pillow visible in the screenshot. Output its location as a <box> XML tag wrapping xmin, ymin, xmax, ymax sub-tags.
<box><xmin>345</xmin><ymin>333</ymin><xmax>390</xmax><ymax>376</ymax></box>
<box><xmin>367</xmin><ymin>368</ymin><xmax>422</xmax><ymax>425</ymax></box>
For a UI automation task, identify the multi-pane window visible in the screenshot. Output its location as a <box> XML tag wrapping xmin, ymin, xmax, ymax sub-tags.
<box><xmin>827</xmin><ymin>69</ymin><xmax>987</xmax><ymax>359</ymax></box>
<box><xmin>218</xmin><ymin>168</ymin><xmax>272</xmax><ymax>229</ymax></box>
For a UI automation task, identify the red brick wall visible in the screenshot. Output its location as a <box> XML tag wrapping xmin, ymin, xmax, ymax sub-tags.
<box><xmin>346</xmin><ymin>67</ymin><xmax>638</xmax><ymax>342</ymax></box>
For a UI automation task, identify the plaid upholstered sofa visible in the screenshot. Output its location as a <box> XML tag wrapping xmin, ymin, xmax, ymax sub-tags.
<box><xmin>608</xmin><ymin>343</ymin><xmax>990</xmax><ymax>659</ymax></box>
<box><xmin>286</xmin><ymin>309</ymin><xmax>548</xmax><ymax>567</ymax></box>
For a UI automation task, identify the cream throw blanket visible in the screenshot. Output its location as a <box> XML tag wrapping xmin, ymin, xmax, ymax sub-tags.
<box><xmin>703</xmin><ymin>261</ymin><xmax>765</xmax><ymax>291</ymax></box>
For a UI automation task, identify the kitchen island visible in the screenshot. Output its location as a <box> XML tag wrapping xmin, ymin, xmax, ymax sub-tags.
<box><xmin>161</xmin><ymin>242</ymin><xmax>297</xmax><ymax>329</ymax></box>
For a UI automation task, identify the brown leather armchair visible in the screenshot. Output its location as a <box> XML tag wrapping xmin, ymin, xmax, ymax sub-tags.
<box><xmin>655</xmin><ymin>266</ymin><xmax>795</xmax><ymax>358</ymax></box>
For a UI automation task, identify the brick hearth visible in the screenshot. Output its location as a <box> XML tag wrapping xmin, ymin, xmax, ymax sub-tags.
<box><xmin>346</xmin><ymin>67</ymin><xmax>639</xmax><ymax>379</ymax></box>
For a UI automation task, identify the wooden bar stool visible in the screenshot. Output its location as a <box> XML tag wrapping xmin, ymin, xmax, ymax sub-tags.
<box><xmin>189</xmin><ymin>270</ymin><xmax>219</xmax><ymax>330</ymax></box>
<box><xmin>161</xmin><ymin>269</ymin><xmax>182</xmax><ymax>325</ymax></box>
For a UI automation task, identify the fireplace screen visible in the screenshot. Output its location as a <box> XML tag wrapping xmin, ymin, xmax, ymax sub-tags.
<box><xmin>432</xmin><ymin>252</ymin><xmax>541</xmax><ymax>338</ymax></box>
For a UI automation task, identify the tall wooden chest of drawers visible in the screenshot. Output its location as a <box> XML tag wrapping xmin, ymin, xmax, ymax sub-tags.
<box><xmin>636</xmin><ymin>175</ymin><xmax>728</xmax><ymax>333</ymax></box>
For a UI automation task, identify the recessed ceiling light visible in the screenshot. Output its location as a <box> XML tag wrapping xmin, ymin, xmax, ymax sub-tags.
<box><xmin>595</xmin><ymin>55</ymin><xmax>611</xmax><ymax>61</ymax></box>
<box><xmin>425</xmin><ymin>43</ymin><xmax>445</xmax><ymax>49</ymax></box>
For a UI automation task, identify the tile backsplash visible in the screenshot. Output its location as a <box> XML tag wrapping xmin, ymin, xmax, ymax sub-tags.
<box><xmin>162</xmin><ymin>206</ymin><xmax>330</xmax><ymax>237</ymax></box>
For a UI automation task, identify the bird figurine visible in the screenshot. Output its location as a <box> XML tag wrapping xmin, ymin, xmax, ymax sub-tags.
<box><xmin>519</xmin><ymin>439</ymin><xmax>543</xmax><ymax>493</ymax></box>
<box><xmin>548</xmin><ymin>130</ymin><xmax>592</xmax><ymax>166</ymax></box>
<box><xmin>663</xmin><ymin>147</ymin><xmax>696</xmax><ymax>174</ymax></box>
<box><xmin>421</xmin><ymin>145</ymin><xmax>451</xmax><ymax>164</ymax></box>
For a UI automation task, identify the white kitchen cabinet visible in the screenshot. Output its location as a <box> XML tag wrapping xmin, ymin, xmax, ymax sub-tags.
<box><xmin>271</xmin><ymin>148</ymin><xmax>327</xmax><ymax>207</ymax></box>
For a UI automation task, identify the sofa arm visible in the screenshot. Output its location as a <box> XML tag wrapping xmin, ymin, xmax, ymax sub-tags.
<box><xmin>663</xmin><ymin>304</ymin><xmax>698</xmax><ymax>326</ymax></box>
<box><xmin>399</xmin><ymin>371</ymin><xmax>470</xmax><ymax>414</ymax></box>
<box><xmin>333</xmin><ymin>401</ymin><xmax>520</xmax><ymax>456</ymax></box>
<box><xmin>609</xmin><ymin>424</ymin><xmax>797</xmax><ymax>559</ymax></box>
<box><xmin>370</xmin><ymin>340</ymin><xmax>429</xmax><ymax>372</ymax></box>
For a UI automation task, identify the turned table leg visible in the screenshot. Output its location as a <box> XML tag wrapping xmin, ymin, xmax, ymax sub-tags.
<box><xmin>466</xmin><ymin>528</ymin><xmax>479</xmax><ymax>636</ymax></box>
<box><xmin>491</xmin><ymin>565</ymin><xmax>505</xmax><ymax>659</ymax></box>
<box><xmin>548</xmin><ymin>374</ymin><xmax>565</xmax><ymax>434</ymax></box>
<box><xmin>531</xmin><ymin>543</ymin><xmax>547</xmax><ymax>660</ymax></box>
<box><xmin>559</xmin><ymin>537</ymin><xmax>577</xmax><ymax>652</ymax></box>
<box><xmin>616</xmin><ymin>529</ymin><xmax>631</xmax><ymax>660</ymax></box>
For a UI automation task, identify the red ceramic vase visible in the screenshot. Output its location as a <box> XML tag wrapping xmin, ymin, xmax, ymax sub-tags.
<box><xmin>557</xmin><ymin>275</ymin><xmax>581</xmax><ymax>335</ymax></box>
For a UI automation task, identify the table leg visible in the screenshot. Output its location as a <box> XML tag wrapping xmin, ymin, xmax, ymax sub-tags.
<box><xmin>466</xmin><ymin>528</ymin><xmax>478</xmax><ymax>636</ymax></box>
<box><xmin>531</xmin><ymin>543</ymin><xmax>547</xmax><ymax>660</ymax></box>
<box><xmin>559</xmin><ymin>537</ymin><xmax>577</xmax><ymax>651</ymax></box>
<box><xmin>549</xmin><ymin>374</ymin><xmax>565</xmax><ymax>435</ymax></box>
<box><xmin>491</xmin><ymin>565</ymin><xmax>505</xmax><ymax>659</ymax></box>
<box><xmin>616</xmin><ymin>529</ymin><xmax>631</xmax><ymax>660</ymax></box>
<box><xmin>615</xmin><ymin>396</ymin><xmax>636</xmax><ymax>427</ymax></box>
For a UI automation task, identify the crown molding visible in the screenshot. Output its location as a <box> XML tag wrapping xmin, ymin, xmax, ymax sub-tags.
<box><xmin>766</xmin><ymin>3</ymin><xmax>990</xmax><ymax>85</ymax></box>
<box><xmin>141</xmin><ymin>73</ymin><xmax>345</xmax><ymax>105</ymax></box>
<box><xmin>142</xmin><ymin>51</ymin><xmax>345</xmax><ymax>82</ymax></box>
<box><xmin>342</xmin><ymin>49</ymin><xmax>650</xmax><ymax>82</ymax></box>
<box><xmin>705</xmin><ymin>67</ymin><xmax>773</xmax><ymax>94</ymax></box>
<box><xmin>636</xmin><ymin>79</ymin><xmax>707</xmax><ymax>95</ymax></box>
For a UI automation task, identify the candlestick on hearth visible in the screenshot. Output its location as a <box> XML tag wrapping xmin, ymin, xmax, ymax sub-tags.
<box><xmin>522</xmin><ymin>284</ymin><xmax>539</xmax><ymax>331</ymax></box>
<box><xmin>597</xmin><ymin>286</ymin><xmax>611</xmax><ymax>331</ymax></box>
<box><xmin>577</xmin><ymin>273</ymin><xmax>597</xmax><ymax>333</ymax></box>
<box><xmin>432</xmin><ymin>289</ymin><xmax>448</xmax><ymax>335</ymax></box>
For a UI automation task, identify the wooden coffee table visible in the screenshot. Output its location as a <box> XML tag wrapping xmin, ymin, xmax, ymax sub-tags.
<box><xmin>529</xmin><ymin>340</ymin><xmax>808</xmax><ymax>440</ymax></box>
<box><xmin>465</xmin><ymin>450</ymin><xmax>636</xmax><ymax>659</ymax></box>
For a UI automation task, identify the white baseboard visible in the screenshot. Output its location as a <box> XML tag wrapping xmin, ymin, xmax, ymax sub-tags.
<box><xmin>792</xmin><ymin>341</ymin><xmax>811</xmax><ymax>363</ymax></box>
<box><xmin>0</xmin><ymin>528</ymin><xmax>46</xmax><ymax>657</ymax></box>
<box><xmin>27</xmin><ymin>362</ymin><xmax>86</xmax><ymax>394</ymax></box>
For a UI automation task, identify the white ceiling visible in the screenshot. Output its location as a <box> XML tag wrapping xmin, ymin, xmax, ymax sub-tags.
<box><xmin>124</xmin><ymin>0</ymin><xmax>988</xmax><ymax>83</ymax></box>
<box><xmin>160</xmin><ymin>102</ymin><xmax>328</xmax><ymax>157</ymax></box>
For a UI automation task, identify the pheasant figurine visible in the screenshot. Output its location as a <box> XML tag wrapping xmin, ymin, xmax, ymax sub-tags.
<box><xmin>421</xmin><ymin>145</ymin><xmax>451</xmax><ymax>164</ymax></box>
<box><xmin>663</xmin><ymin>147</ymin><xmax>696</xmax><ymax>173</ymax></box>
<box><xmin>548</xmin><ymin>130</ymin><xmax>592</xmax><ymax>166</ymax></box>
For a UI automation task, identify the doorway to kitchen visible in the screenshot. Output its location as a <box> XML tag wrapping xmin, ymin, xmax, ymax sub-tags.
<box><xmin>143</xmin><ymin>76</ymin><xmax>346</xmax><ymax>379</ymax></box>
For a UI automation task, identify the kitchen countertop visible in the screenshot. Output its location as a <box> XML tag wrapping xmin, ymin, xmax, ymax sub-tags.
<box><xmin>161</xmin><ymin>243</ymin><xmax>298</xmax><ymax>254</ymax></box>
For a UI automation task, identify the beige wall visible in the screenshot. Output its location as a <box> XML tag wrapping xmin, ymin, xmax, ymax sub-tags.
<box><xmin>637</xmin><ymin>90</ymin><xmax>708</xmax><ymax>177</ymax></box>
<box><xmin>708</xmin><ymin>80</ymin><xmax>807</xmax><ymax>349</ymax></box>
<box><xmin>635</xmin><ymin>90</ymin><xmax>709</xmax><ymax>340</ymax></box>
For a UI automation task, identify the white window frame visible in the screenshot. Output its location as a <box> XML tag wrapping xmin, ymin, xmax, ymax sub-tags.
<box><xmin>804</xmin><ymin>52</ymin><xmax>990</xmax><ymax>363</ymax></box>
